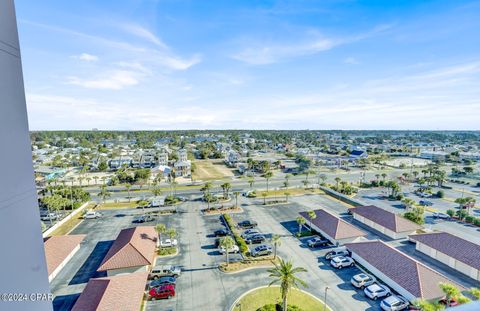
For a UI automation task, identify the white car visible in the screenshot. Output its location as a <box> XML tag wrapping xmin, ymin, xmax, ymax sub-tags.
<box><xmin>432</xmin><ymin>212</ymin><xmax>450</xmax><ymax>220</ymax></box>
<box><xmin>40</xmin><ymin>212</ymin><xmax>59</xmax><ymax>221</ymax></box>
<box><xmin>351</xmin><ymin>273</ymin><xmax>376</xmax><ymax>288</ymax></box>
<box><xmin>364</xmin><ymin>283</ymin><xmax>391</xmax><ymax>300</ymax></box>
<box><xmin>84</xmin><ymin>211</ymin><xmax>102</xmax><ymax>219</ymax></box>
<box><xmin>219</xmin><ymin>244</ymin><xmax>239</xmax><ymax>254</ymax></box>
<box><xmin>380</xmin><ymin>295</ymin><xmax>409</xmax><ymax>311</ymax></box>
<box><xmin>160</xmin><ymin>239</ymin><xmax>178</xmax><ymax>248</ymax></box>
<box><xmin>330</xmin><ymin>256</ymin><xmax>354</xmax><ymax>269</ymax></box>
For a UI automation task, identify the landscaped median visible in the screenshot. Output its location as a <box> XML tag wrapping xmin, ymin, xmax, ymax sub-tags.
<box><xmin>219</xmin><ymin>257</ymin><xmax>280</xmax><ymax>273</ymax></box>
<box><xmin>230</xmin><ymin>286</ymin><xmax>329</xmax><ymax>311</ymax></box>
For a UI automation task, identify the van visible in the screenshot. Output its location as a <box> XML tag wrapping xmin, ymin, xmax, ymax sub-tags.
<box><xmin>150</xmin><ymin>265</ymin><xmax>181</xmax><ymax>279</ymax></box>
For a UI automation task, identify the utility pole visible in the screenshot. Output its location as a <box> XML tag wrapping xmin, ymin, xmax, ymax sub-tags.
<box><xmin>324</xmin><ymin>286</ymin><xmax>330</xmax><ymax>311</ymax></box>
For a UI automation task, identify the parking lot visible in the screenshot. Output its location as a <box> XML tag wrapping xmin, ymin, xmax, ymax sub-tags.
<box><xmin>50</xmin><ymin>191</ymin><xmax>477</xmax><ymax>311</ymax></box>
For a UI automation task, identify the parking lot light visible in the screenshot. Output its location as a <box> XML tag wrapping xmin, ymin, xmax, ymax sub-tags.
<box><xmin>324</xmin><ymin>286</ymin><xmax>330</xmax><ymax>311</ymax></box>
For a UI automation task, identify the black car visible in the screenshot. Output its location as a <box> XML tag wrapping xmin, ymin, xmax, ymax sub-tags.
<box><xmin>133</xmin><ymin>214</ymin><xmax>156</xmax><ymax>223</ymax></box>
<box><xmin>214</xmin><ymin>229</ymin><xmax>228</xmax><ymax>237</ymax></box>
<box><xmin>238</xmin><ymin>220</ymin><xmax>258</xmax><ymax>229</ymax></box>
<box><xmin>245</xmin><ymin>234</ymin><xmax>265</xmax><ymax>244</ymax></box>
<box><xmin>307</xmin><ymin>237</ymin><xmax>329</xmax><ymax>248</ymax></box>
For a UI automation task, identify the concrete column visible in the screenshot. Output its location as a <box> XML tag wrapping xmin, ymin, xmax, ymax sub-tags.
<box><xmin>0</xmin><ymin>1</ymin><xmax>52</xmax><ymax>310</ymax></box>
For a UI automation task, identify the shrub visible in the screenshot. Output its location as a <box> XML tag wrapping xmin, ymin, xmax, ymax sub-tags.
<box><xmin>437</xmin><ymin>190</ymin><xmax>444</xmax><ymax>198</ymax></box>
<box><xmin>222</xmin><ymin>214</ymin><xmax>248</xmax><ymax>254</ymax></box>
<box><xmin>403</xmin><ymin>212</ymin><xmax>424</xmax><ymax>225</ymax></box>
<box><xmin>474</xmin><ymin>218</ymin><xmax>480</xmax><ymax>226</ymax></box>
<box><xmin>465</xmin><ymin>215</ymin><xmax>475</xmax><ymax>223</ymax></box>
<box><xmin>396</xmin><ymin>194</ymin><xmax>404</xmax><ymax>200</ymax></box>
<box><xmin>257</xmin><ymin>304</ymin><xmax>304</xmax><ymax>311</ymax></box>
<box><xmin>446</xmin><ymin>209</ymin><xmax>455</xmax><ymax>217</ymax></box>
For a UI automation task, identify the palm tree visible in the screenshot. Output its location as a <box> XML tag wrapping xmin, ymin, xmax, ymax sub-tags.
<box><xmin>98</xmin><ymin>185</ymin><xmax>111</xmax><ymax>204</ymax></box>
<box><xmin>334</xmin><ymin>177</ymin><xmax>341</xmax><ymax>189</ymax></box>
<box><xmin>296</xmin><ymin>217</ymin><xmax>306</xmax><ymax>235</ymax></box>
<box><xmin>439</xmin><ymin>283</ymin><xmax>460</xmax><ymax>307</ymax></box>
<box><xmin>375</xmin><ymin>174</ymin><xmax>380</xmax><ymax>181</ymax></box>
<box><xmin>381</xmin><ymin>173</ymin><xmax>387</xmax><ymax>181</ymax></box>
<box><xmin>263</xmin><ymin>171</ymin><xmax>273</xmax><ymax>192</ymax></box>
<box><xmin>78</xmin><ymin>177</ymin><xmax>84</xmax><ymax>187</ymax></box>
<box><xmin>284</xmin><ymin>174</ymin><xmax>291</xmax><ymax>189</ymax></box>
<box><xmin>93</xmin><ymin>176</ymin><xmax>99</xmax><ymax>185</ymax></box>
<box><xmin>125</xmin><ymin>183</ymin><xmax>132</xmax><ymax>202</ymax></box>
<box><xmin>412</xmin><ymin>299</ymin><xmax>445</xmax><ymax>311</ymax></box>
<box><xmin>272</xmin><ymin>234</ymin><xmax>281</xmax><ymax>259</ymax></box>
<box><xmin>219</xmin><ymin>236</ymin><xmax>235</xmax><ymax>266</ymax></box>
<box><xmin>262</xmin><ymin>192</ymin><xmax>268</xmax><ymax>205</ymax></box>
<box><xmin>101</xmin><ymin>176</ymin><xmax>107</xmax><ymax>185</ymax></box>
<box><xmin>167</xmin><ymin>228</ymin><xmax>177</xmax><ymax>240</ymax></box>
<box><xmin>86</xmin><ymin>177</ymin><xmax>92</xmax><ymax>186</ymax></box>
<box><xmin>233</xmin><ymin>191</ymin><xmax>240</xmax><ymax>208</ymax></box>
<box><xmin>248</xmin><ymin>177</ymin><xmax>255</xmax><ymax>190</ymax></box>
<box><xmin>268</xmin><ymin>259</ymin><xmax>308</xmax><ymax>311</ymax></box>
<box><xmin>201</xmin><ymin>182</ymin><xmax>213</xmax><ymax>209</ymax></box>
<box><xmin>221</xmin><ymin>182</ymin><xmax>231</xmax><ymax>199</ymax></box>
<box><xmin>284</xmin><ymin>192</ymin><xmax>290</xmax><ymax>203</ymax></box>
<box><xmin>307</xmin><ymin>210</ymin><xmax>316</xmax><ymax>232</ymax></box>
<box><xmin>155</xmin><ymin>224</ymin><xmax>166</xmax><ymax>243</ymax></box>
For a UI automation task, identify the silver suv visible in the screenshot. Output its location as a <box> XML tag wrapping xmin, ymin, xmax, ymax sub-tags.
<box><xmin>150</xmin><ymin>265</ymin><xmax>181</xmax><ymax>279</ymax></box>
<box><xmin>351</xmin><ymin>273</ymin><xmax>375</xmax><ymax>288</ymax></box>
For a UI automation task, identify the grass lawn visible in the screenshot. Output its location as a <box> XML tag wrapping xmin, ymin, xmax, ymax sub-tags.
<box><xmin>193</xmin><ymin>159</ymin><xmax>234</xmax><ymax>180</ymax></box>
<box><xmin>94</xmin><ymin>201</ymin><xmax>140</xmax><ymax>210</ymax></box>
<box><xmin>48</xmin><ymin>203</ymin><xmax>95</xmax><ymax>236</ymax></box>
<box><xmin>258</xmin><ymin>188</ymin><xmax>324</xmax><ymax>198</ymax></box>
<box><xmin>232</xmin><ymin>286</ymin><xmax>328</xmax><ymax>311</ymax></box>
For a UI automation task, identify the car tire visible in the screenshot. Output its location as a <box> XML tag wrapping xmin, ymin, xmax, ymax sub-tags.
<box><xmin>152</xmin><ymin>297</ymin><xmax>156</xmax><ymax>301</ymax></box>
<box><xmin>168</xmin><ymin>295</ymin><xmax>172</xmax><ymax>299</ymax></box>
<box><xmin>338</xmin><ymin>266</ymin><xmax>342</xmax><ymax>269</ymax></box>
<box><xmin>350</xmin><ymin>263</ymin><xmax>354</xmax><ymax>267</ymax></box>
<box><xmin>153</xmin><ymin>276</ymin><xmax>159</xmax><ymax>280</ymax></box>
<box><xmin>373</xmin><ymin>296</ymin><xmax>377</xmax><ymax>300</ymax></box>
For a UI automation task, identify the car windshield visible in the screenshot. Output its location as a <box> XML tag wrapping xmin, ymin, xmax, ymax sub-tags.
<box><xmin>354</xmin><ymin>274</ymin><xmax>367</xmax><ymax>281</ymax></box>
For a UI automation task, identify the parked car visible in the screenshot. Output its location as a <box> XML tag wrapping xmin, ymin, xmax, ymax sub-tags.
<box><xmin>150</xmin><ymin>265</ymin><xmax>181</xmax><ymax>279</ymax></box>
<box><xmin>380</xmin><ymin>295</ymin><xmax>409</xmax><ymax>311</ymax></box>
<box><xmin>148</xmin><ymin>276</ymin><xmax>176</xmax><ymax>289</ymax></box>
<box><xmin>133</xmin><ymin>214</ymin><xmax>156</xmax><ymax>223</ymax></box>
<box><xmin>432</xmin><ymin>212</ymin><xmax>450</xmax><ymax>220</ymax></box>
<box><xmin>351</xmin><ymin>273</ymin><xmax>376</xmax><ymax>288</ymax></box>
<box><xmin>325</xmin><ymin>248</ymin><xmax>350</xmax><ymax>260</ymax></box>
<box><xmin>419</xmin><ymin>200</ymin><xmax>433</xmax><ymax>206</ymax></box>
<box><xmin>245</xmin><ymin>234</ymin><xmax>266</xmax><ymax>244</ymax></box>
<box><xmin>241</xmin><ymin>229</ymin><xmax>260</xmax><ymax>239</ymax></box>
<box><xmin>330</xmin><ymin>256</ymin><xmax>354</xmax><ymax>269</ymax></box>
<box><xmin>219</xmin><ymin>244</ymin><xmax>240</xmax><ymax>254</ymax></box>
<box><xmin>251</xmin><ymin>244</ymin><xmax>273</xmax><ymax>257</ymax></box>
<box><xmin>40</xmin><ymin>212</ymin><xmax>59</xmax><ymax>221</ymax></box>
<box><xmin>214</xmin><ymin>229</ymin><xmax>228</xmax><ymax>237</ymax></box>
<box><xmin>160</xmin><ymin>239</ymin><xmax>178</xmax><ymax>248</ymax></box>
<box><xmin>84</xmin><ymin>211</ymin><xmax>102</xmax><ymax>219</ymax></box>
<box><xmin>238</xmin><ymin>220</ymin><xmax>258</xmax><ymax>229</ymax></box>
<box><xmin>149</xmin><ymin>284</ymin><xmax>175</xmax><ymax>300</ymax></box>
<box><xmin>439</xmin><ymin>298</ymin><xmax>459</xmax><ymax>307</ymax></box>
<box><xmin>364</xmin><ymin>283</ymin><xmax>391</xmax><ymax>300</ymax></box>
<box><xmin>307</xmin><ymin>237</ymin><xmax>329</xmax><ymax>248</ymax></box>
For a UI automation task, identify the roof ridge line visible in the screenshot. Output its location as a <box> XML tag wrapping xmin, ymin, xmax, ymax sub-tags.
<box><xmin>128</xmin><ymin>240</ymin><xmax>153</xmax><ymax>265</ymax></box>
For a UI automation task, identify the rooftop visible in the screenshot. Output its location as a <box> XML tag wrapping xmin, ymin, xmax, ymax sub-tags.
<box><xmin>299</xmin><ymin>209</ymin><xmax>366</xmax><ymax>240</ymax></box>
<box><xmin>43</xmin><ymin>234</ymin><xmax>86</xmax><ymax>276</ymax></box>
<box><xmin>349</xmin><ymin>205</ymin><xmax>422</xmax><ymax>233</ymax></box>
<box><xmin>345</xmin><ymin>240</ymin><xmax>465</xmax><ymax>300</ymax></box>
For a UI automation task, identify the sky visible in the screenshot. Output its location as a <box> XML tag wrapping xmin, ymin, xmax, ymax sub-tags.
<box><xmin>15</xmin><ymin>0</ymin><xmax>480</xmax><ymax>130</ymax></box>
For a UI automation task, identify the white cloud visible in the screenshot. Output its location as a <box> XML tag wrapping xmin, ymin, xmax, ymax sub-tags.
<box><xmin>120</xmin><ymin>23</ymin><xmax>168</xmax><ymax>49</ymax></box>
<box><xmin>67</xmin><ymin>70</ymin><xmax>142</xmax><ymax>90</ymax></box>
<box><xmin>75</xmin><ymin>53</ymin><xmax>98</xmax><ymax>62</ymax></box>
<box><xmin>231</xmin><ymin>24</ymin><xmax>392</xmax><ymax>65</ymax></box>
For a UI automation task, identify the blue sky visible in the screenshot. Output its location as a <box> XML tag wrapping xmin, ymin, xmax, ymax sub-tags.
<box><xmin>16</xmin><ymin>0</ymin><xmax>480</xmax><ymax>130</ymax></box>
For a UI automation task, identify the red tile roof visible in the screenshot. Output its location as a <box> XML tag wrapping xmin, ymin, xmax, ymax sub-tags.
<box><xmin>299</xmin><ymin>209</ymin><xmax>366</xmax><ymax>240</ymax></box>
<box><xmin>349</xmin><ymin>205</ymin><xmax>422</xmax><ymax>233</ymax></box>
<box><xmin>345</xmin><ymin>240</ymin><xmax>465</xmax><ymax>300</ymax></box>
<box><xmin>409</xmin><ymin>232</ymin><xmax>480</xmax><ymax>270</ymax></box>
<box><xmin>72</xmin><ymin>272</ymin><xmax>148</xmax><ymax>311</ymax></box>
<box><xmin>43</xmin><ymin>234</ymin><xmax>86</xmax><ymax>276</ymax></box>
<box><xmin>98</xmin><ymin>226</ymin><xmax>157</xmax><ymax>272</ymax></box>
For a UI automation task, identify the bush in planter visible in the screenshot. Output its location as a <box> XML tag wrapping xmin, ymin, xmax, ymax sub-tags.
<box><xmin>396</xmin><ymin>194</ymin><xmax>404</xmax><ymax>200</ymax></box>
<box><xmin>446</xmin><ymin>209</ymin><xmax>455</xmax><ymax>217</ymax></box>
<box><xmin>257</xmin><ymin>304</ymin><xmax>304</xmax><ymax>311</ymax></box>
<box><xmin>437</xmin><ymin>190</ymin><xmax>444</xmax><ymax>198</ymax></box>
<box><xmin>474</xmin><ymin>218</ymin><xmax>480</xmax><ymax>226</ymax></box>
<box><xmin>465</xmin><ymin>215</ymin><xmax>475</xmax><ymax>223</ymax></box>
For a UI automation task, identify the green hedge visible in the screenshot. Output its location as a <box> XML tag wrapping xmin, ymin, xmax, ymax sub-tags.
<box><xmin>222</xmin><ymin>214</ymin><xmax>249</xmax><ymax>254</ymax></box>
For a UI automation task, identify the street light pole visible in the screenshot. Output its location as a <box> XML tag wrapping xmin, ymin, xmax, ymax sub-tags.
<box><xmin>324</xmin><ymin>286</ymin><xmax>330</xmax><ymax>311</ymax></box>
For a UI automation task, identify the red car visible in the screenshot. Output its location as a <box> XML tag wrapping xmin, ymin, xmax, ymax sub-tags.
<box><xmin>149</xmin><ymin>284</ymin><xmax>175</xmax><ymax>300</ymax></box>
<box><xmin>439</xmin><ymin>298</ymin><xmax>459</xmax><ymax>307</ymax></box>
